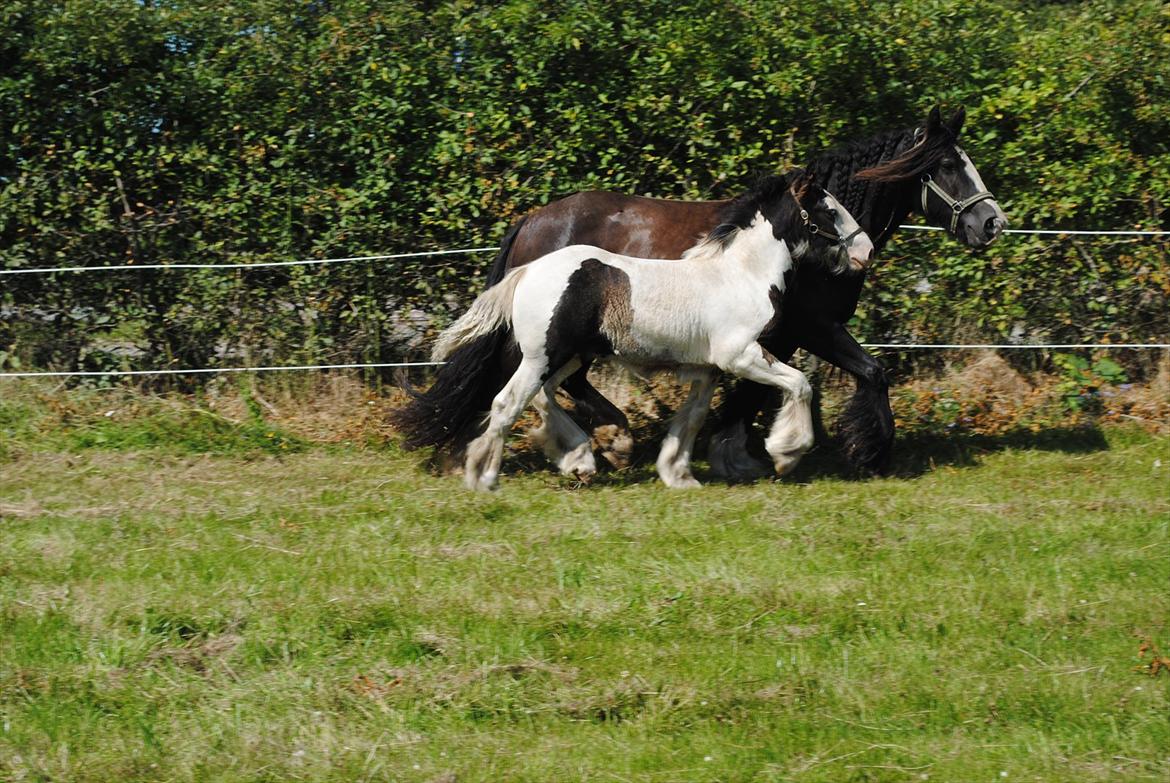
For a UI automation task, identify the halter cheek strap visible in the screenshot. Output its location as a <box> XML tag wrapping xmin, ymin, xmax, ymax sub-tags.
<box><xmin>921</xmin><ymin>174</ymin><xmax>995</xmax><ymax>235</ymax></box>
<box><xmin>799</xmin><ymin>209</ymin><xmax>864</xmax><ymax>245</ymax></box>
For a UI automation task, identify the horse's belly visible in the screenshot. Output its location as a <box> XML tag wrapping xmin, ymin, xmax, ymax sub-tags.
<box><xmin>621</xmin><ymin>321</ymin><xmax>711</xmax><ymax>365</ymax></box>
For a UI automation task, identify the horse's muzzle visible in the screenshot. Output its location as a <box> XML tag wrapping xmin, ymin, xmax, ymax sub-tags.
<box><xmin>848</xmin><ymin>235</ymin><xmax>875</xmax><ymax>270</ymax></box>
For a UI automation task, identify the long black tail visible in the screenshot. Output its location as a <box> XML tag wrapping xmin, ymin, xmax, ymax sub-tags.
<box><xmin>484</xmin><ymin>214</ymin><xmax>529</xmax><ymax>286</ymax></box>
<box><xmin>390</xmin><ymin>326</ymin><xmax>516</xmax><ymax>453</ymax></box>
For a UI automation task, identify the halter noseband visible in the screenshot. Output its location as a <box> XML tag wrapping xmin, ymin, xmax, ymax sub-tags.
<box><xmin>920</xmin><ymin>173</ymin><xmax>995</xmax><ymax>235</ymax></box>
<box><xmin>798</xmin><ymin>208</ymin><xmax>865</xmax><ymax>246</ymax></box>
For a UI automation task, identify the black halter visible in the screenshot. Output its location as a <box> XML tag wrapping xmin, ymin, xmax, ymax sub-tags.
<box><xmin>799</xmin><ymin>208</ymin><xmax>865</xmax><ymax>246</ymax></box>
<box><xmin>920</xmin><ymin>173</ymin><xmax>995</xmax><ymax>235</ymax></box>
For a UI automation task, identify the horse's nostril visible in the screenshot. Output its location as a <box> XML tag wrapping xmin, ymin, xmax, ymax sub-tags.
<box><xmin>984</xmin><ymin>216</ymin><xmax>1003</xmax><ymax>237</ymax></box>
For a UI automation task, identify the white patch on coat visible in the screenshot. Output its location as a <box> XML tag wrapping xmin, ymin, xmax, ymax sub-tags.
<box><xmin>956</xmin><ymin>148</ymin><xmax>1008</xmax><ymax>240</ymax></box>
<box><xmin>957</xmin><ymin>148</ymin><xmax>989</xmax><ymax>192</ymax></box>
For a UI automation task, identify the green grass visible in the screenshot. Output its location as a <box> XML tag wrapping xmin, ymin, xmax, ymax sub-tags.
<box><xmin>1</xmin><ymin>401</ymin><xmax>1167</xmax><ymax>782</ymax></box>
<box><xmin>0</xmin><ymin>388</ymin><xmax>305</xmax><ymax>460</ymax></box>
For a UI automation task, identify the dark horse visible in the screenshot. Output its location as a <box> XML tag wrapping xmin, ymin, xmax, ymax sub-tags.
<box><xmin>399</xmin><ymin>106</ymin><xmax>1007</xmax><ymax>477</ymax></box>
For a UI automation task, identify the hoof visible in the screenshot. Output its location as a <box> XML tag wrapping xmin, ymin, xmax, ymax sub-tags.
<box><xmin>464</xmin><ymin>469</ymin><xmax>499</xmax><ymax>492</ymax></box>
<box><xmin>659</xmin><ymin>471</ymin><xmax>701</xmax><ymax>489</ymax></box>
<box><xmin>567</xmin><ymin>455</ymin><xmax>598</xmax><ymax>484</ymax></box>
<box><xmin>464</xmin><ymin>436</ymin><xmax>504</xmax><ymax>492</ymax></box>
<box><xmin>657</xmin><ymin>455</ymin><xmax>702</xmax><ymax>488</ymax></box>
<box><xmin>708</xmin><ymin>429</ymin><xmax>771</xmax><ymax>481</ymax></box>
<box><xmin>572</xmin><ymin>466</ymin><xmax>597</xmax><ymax>485</ymax></box>
<box><xmin>771</xmin><ymin>450</ymin><xmax>807</xmax><ymax>478</ymax></box>
<box><xmin>557</xmin><ymin>442</ymin><xmax>597</xmax><ymax>479</ymax></box>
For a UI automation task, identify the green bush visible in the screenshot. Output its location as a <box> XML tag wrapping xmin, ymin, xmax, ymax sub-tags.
<box><xmin>1</xmin><ymin>0</ymin><xmax>1167</xmax><ymax>380</ymax></box>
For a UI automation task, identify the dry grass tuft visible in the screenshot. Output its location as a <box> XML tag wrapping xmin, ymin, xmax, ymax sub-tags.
<box><xmin>0</xmin><ymin>500</ymin><xmax>45</xmax><ymax>519</ymax></box>
<box><xmin>1114</xmin><ymin>352</ymin><xmax>1170</xmax><ymax>430</ymax></box>
<box><xmin>953</xmin><ymin>352</ymin><xmax>1035</xmax><ymax>404</ymax></box>
<box><xmin>888</xmin><ymin>351</ymin><xmax>1169</xmax><ymax>436</ymax></box>
<box><xmin>202</xmin><ymin>374</ymin><xmax>402</xmax><ymax>443</ymax></box>
<box><xmin>146</xmin><ymin>632</ymin><xmax>244</xmax><ymax>674</ymax></box>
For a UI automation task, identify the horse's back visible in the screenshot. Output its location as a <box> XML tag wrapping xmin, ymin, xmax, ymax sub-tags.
<box><xmin>508</xmin><ymin>191</ymin><xmax>725</xmax><ymax>270</ymax></box>
<box><xmin>517</xmin><ymin>244</ymin><xmax>724</xmax><ymax>367</ymax></box>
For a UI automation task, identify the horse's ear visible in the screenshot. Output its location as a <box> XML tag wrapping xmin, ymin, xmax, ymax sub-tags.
<box><xmin>791</xmin><ymin>170</ymin><xmax>814</xmax><ymax>201</ymax></box>
<box><xmin>947</xmin><ymin>106</ymin><xmax>966</xmax><ymax>136</ymax></box>
<box><xmin>925</xmin><ymin>105</ymin><xmax>942</xmax><ymax>133</ymax></box>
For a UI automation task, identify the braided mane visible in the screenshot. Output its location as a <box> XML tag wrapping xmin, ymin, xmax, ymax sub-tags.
<box><xmin>803</xmin><ymin>124</ymin><xmax>957</xmax><ymax>250</ymax></box>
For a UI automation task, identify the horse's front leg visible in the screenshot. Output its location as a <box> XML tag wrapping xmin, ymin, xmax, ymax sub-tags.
<box><xmin>707</xmin><ymin>331</ymin><xmax>792</xmax><ymax>481</ymax></box>
<box><xmin>707</xmin><ymin>381</ymin><xmax>774</xmax><ymax>481</ymax></box>
<box><xmin>656</xmin><ymin>370</ymin><xmax>717</xmax><ymax>488</ymax></box>
<box><xmin>722</xmin><ymin>344</ymin><xmax>815</xmax><ymax>477</ymax></box>
<box><xmin>465</xmin><ymin>358</ymin><xmax>547</xmax><ymax>491</ymax></box>
<box><xmin>797</xmin><ymin>321</ymin><xmax>894</xmax><ymax>474</ymax></box>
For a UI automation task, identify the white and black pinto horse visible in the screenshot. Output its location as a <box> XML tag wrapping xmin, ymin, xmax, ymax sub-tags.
<box><xmin>396</xmin><ymin>172</ymin><xmax>874</xmax><ymax>490</ymax></box>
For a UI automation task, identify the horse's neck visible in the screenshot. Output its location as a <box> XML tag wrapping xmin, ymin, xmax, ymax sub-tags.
<box><xmin>815</xmin><ymin>134</ymin><xmax>915</xmax><ymax>251</ymax></box>
<box><xmin>853</xmin><ymin>181</ymin><xmax>913</xmax><ymax>251</ymax></box>
<box><xmin>713</xmin><ymin>218</ymin><xmax>792</xmax><ymax>285</ymax></box>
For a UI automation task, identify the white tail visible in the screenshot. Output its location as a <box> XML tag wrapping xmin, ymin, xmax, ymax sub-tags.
<box><xmin>431</xmin><ymin>267</ymin><xmax>528</xmax><ymax>361</ymax></box>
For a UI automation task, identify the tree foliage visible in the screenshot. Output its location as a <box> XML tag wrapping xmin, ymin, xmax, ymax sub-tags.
<box><xmin>1</xmin><ymin>0</ymin><xmax>1167</xmax><ymax>376</ymax></box>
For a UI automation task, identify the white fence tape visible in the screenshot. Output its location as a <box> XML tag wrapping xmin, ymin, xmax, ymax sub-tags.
<box><xmin>861</xmin><ymin>343</ymin><xmax>1169</xmax><ymax>350</ymax></box>
<box><xmin>2</xmin><ymin>229</ymin><xmax>1166</xmax><ymax>378</ymax></box>
<box><xmin>0</xmin><ymin>225</ymin><xmax>1166</xmax><ymax>276</ymax></box>
<box><xmin>2</xmin><ymin>345</ymin><xmax>1167</xmax><ymax>379</ymax></box>
<box><xmin>0</xmin><ymin>362</ymin><xmax>444</xmax><ymax>378</ymax></box>
<box><xmin>0</xmin><ymin>248</ymin><xmax>499</xmax><ymax>276</ymax></box>
<box><xmin>897</xmin><ymin>225</ymin><xmax>1168</xmax><ymax>236</ymax></box>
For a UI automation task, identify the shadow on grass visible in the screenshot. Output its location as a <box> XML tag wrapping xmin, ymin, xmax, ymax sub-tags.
<box><xmin>418</xmin><ymin>421</ymin><xmax>1118</xmax><ymax>490</ymax></box>
<box><xmin>785</xmin><ymin>424</ymin><xmax>1113</xmax><ymax>483</ymax></box>
<box><xmin>590</xmin><ymin>422</ymin><xmax>1112</xmax><ymax>487</ymax></box>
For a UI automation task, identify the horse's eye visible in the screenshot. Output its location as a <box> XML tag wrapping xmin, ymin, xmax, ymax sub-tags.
<box><xmin>940</xmin><ymin>158</ymin><xmax>958</xmax><ymax>171</ymax></box>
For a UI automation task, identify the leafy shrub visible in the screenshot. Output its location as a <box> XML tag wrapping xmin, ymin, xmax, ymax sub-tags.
<box><xmin>1052</xmin><ymin>354</ymin><xmax>1129</xmax><ymax>412</ymax></box>
<box><xmin>1</xmin><ymin>0</ymin><xmax>1166</xmax><ymax>381</ymax></box>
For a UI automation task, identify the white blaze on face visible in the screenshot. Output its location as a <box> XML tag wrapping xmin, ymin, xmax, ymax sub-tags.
<box><xmin>823</xmin><ymin>192</ymin><xmax>873</xmax><ymax>269</ymax></box>
<box><xmin>957</xmin><ymin>147</ymin><xmax>1009</xmax><ymax>242</ymax></box>
<box><xmin>959</xmin><ymin>148</ymin><xmax>1008</xmax><ymax>223</ymax></box>
<box><xmin>957</xmin><ymin>148</ymin><xmax>989</xmax><ymax>192</ymax></box>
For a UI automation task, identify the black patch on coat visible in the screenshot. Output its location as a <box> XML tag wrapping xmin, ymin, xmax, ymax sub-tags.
<box><xmin>757</xmin><ymin>282</ymin><xmax>792</xmax><ymax>355</ymax></box>
<box><xmin>544</xmin><ymin>258</ymin><xmax>632</xmax><ymax>376</ymax></box>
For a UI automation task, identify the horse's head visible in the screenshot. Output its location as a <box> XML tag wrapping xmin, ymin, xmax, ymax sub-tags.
<box><xmin>782</xmin><ymin>173</ymin><xmax>875</xmax><ymax>274</ymax></box>
<box><xmin>916</xmin><ymin>106</ymin><xmax>1009</xmax><ymax>247</ymax></box>
<box><xmin>859</xmin><ymin>106</ymin><xmax>1009</xmax><ymax>248</ymax></box>
<box><xmin>708</xmin><ymin>172</ymin><xmax>873</xmax><ymax>273</ymax></box>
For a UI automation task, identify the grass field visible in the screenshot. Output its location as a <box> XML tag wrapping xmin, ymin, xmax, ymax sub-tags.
<box><xmin>1</xmin><ymin>386</ymin><xmax>1168</xmax><ymax>782</ymax></box>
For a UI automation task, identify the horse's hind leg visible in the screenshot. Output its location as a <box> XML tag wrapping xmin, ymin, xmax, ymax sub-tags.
<box><xmin>465</xmin><ymin>359</ymin><xmax>546</xmax><ymax>491</ymax></box>
<box><xmin>529</xmin><ymin>360</ymin><xmax>598</xmax><ymax>480</ymax></box>
<box><xmin>656</xmin><ymin>370</ymin><xmax>717</xmax><ymax>489</ymax></box>
<box><xmin>561</xmin><ymin>364</ymin><xmax>634</xmax><ymax>469</ymax></box>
